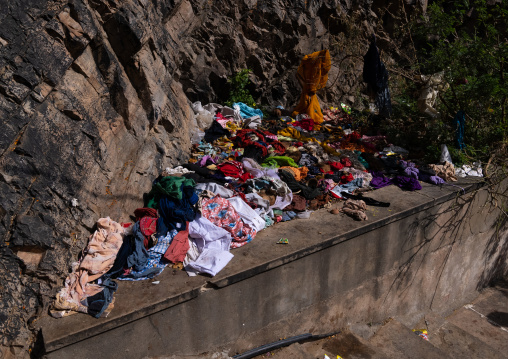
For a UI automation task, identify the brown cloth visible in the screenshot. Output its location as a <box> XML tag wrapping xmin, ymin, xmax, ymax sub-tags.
<box><xmin>429</xmin><ymin>161</ymin><xmax>457</xmax><ymax>182</ymax></box>
<box><xmin>285</xmin><ymin>194</ymin><xmax>307</xmax><ymax>212</ymax></box>
<box><xmin>341</xmin><ymin>199</ymin><xmax>368</xmax><ymax>221</ymax></box>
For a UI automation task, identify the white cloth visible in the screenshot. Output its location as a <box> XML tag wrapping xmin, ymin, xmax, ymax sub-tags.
<box><xmin>184</xmin><ymin>216</ymin><xmax>233</xmax><ymax>277</ymax></box>
<box><xmin>417</xmin><ymin>72</ymin><xmax>449</xmax><ymax>118</ymax></box>
<box><xmin>242</xmin><ymin>158</ymin><xmax>280</xmax><ymax>179</ymax></box>
<box><xmin>163</xmin><ymin>166</ymin><xmax>194</xmax><ymax>175</ymax></box>
<box><xmin>245</xmin><ymin>192</ymin><xmax>272</xmax><ymax>218</ymax></box>
<box><xmin>202</xmin><ymin>103</ymin><xmax>243</xmax><ymax>123</ymax></box>
<box><xmin>456</xmin><ymin>162</ymin><xmax>483</xmax><ymax>177</ymax></box>
<box><xmin>195</xmin><ymin>182</ymin><xmax>234</xmax><ymax>198</ymax></box>
<box><xmin>226</xmin><ymin>196</ymin><xmax>266</xmax><ymax>232</ymax></box>
<box><xmin>243</xmin><ymin>115</ymin><xmax>262</xmax><ymax>129</ymax></box>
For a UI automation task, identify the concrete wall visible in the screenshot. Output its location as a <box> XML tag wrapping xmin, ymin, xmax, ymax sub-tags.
<box><xmin>44</xmin><ymin>178</ymin><xmax>508</xmax><ymax>358</ymax></box>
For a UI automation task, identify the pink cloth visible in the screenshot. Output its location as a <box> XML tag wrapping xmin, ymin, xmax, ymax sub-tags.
<box><xmin>201</xmin><ymin>196</ymin><xmax>257</xmax><ymax>248</ymax></box>
<box><xmin>53</xmin><ymin>217</ymin><xmax>126</xmax><ymax>315</ymax></box>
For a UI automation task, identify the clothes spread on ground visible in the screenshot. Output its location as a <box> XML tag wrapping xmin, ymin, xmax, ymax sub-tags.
<box><xmin>201</xmin><ymin>195</ymin><xmax>257</xmax><ymax>248</ymax></box>
<box><xmin>53</xmin><ymin>72</ymin><xmax>479</xmax><ymax>320</ymax></box>
<box><xmin>51</xmin><ymin>217</ymin><xmax>126</xmax><ymax>318</ymax></box>
<box><xmin>184</xmin><ymin>215</ymin><xmax>234</xmax><ymax>277</ymax></box>
<box><xmin>119</xmin><ymin>230</ymin><xmax>178</xmax><ymax>281</ymax></box>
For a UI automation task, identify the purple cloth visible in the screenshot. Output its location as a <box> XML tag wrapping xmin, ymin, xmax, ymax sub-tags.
<box><xmin>370</xmin><ymin>172</ymin><xmax>422</xmax><ymax>191</ymax></box>
<box><xmin>370</xmin><ymin>172</ymin><xmax>393</xmax><ymax>189</ymax></box>
<box><xmin>404</xmin><ymin>166</ymin><xmax>419</xmax><ymax>179</ymax></box>
<box><xmin>199</xmin><ymin>155</ymin><xmax>216</xmax><ymax>167</ymax></box>
<box><xmin>392</xmin><ymin>176</ymin><xmax>422</xmax><ymax>191</ymax></box>
<box><xmin>419</xmin><ymin>172</ymin><xmax>445</xmax><ymax>185</ymax></box>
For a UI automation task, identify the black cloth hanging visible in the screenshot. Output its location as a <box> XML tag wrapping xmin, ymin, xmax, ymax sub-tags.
<box><xmin>363</xmin><ymin>35</ymin><xmax>392</xmax><ymax>118</ymax></box>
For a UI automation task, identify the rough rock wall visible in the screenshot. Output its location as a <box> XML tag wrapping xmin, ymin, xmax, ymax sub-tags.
<box><xmin>0</xmin><ymin>0</ymin><xmax>425</xmax><ymax>357</ymax></box>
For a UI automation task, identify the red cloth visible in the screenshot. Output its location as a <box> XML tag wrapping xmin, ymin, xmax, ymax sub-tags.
<box><xmin>340</xmin><ymin>173</ymin><xmax>354</xmax><ymax>184</ymax></box>
<box><xmin>328</xmin><ymin>161</ymin><xmax>344</xmax><ymax>171</ymax></box>
<box><xmin>341</xmin><ymin>157</ymin><xmax>352</xmax><ymax>167</ymax></box>
<box><xmin>140</xmin><ymin>217</ymin><xmax>157</xmax><ymax>249</ymax></box>
<box><xmin>134</xmin><ymin>208</ymin><xmax>157</xmax><ymax>222</ymax></box>
<box><xmin>239</xmin><ymin>172</ymin><xmax>254</xmax><ymax>182</ymax></box>
<box><xmin>217</xmin><ymin>160</ymin><xmax>245</xmax><ymax>178</ymax></box>
<box><xmin>292</xmin><ymin>118</ymin><xmax>314</xmax><ymax>131</ymax></box>
<box><xmin>344</xmin><ymin>132</ymin><xmax>361</xmax><ymax>142</ymax></box>
<box><xmin>215</xmin><ymin>113</ymin><xmax>228</xmax><ymax>122</ymax></box>
<box><xmin>233</xmin><ymin>129</ymin><xmax>286</xmax><ymax>157</ymax></box>
<box><xmin>163</xmin><ymin>222</ymin><xmax>190</xmax><ymax>263</ymax></box>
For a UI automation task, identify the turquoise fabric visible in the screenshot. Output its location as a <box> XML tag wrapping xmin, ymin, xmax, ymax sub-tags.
<box><xmin>233</xmin><ymin>102</ymin><xmax>264</xmax><ymax>119</ymax></box>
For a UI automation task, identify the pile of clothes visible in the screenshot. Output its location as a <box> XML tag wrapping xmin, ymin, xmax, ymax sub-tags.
<box><xmin>51</xmin><ymin>99</ymin><xmax>479</xmax><ymax>319</ymax></box>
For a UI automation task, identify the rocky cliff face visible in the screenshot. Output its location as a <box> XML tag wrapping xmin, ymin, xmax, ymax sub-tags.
<box><xmin>0</xmin><ymin>0</ymin><xmax>425</xmax><ymax>356</ymax></box>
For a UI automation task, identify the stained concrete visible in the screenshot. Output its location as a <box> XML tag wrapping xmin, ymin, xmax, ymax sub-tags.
<box><xmin>39</xmin><ymin>176</ymin><xmax>508</xmax><ymax>358</ymax></box>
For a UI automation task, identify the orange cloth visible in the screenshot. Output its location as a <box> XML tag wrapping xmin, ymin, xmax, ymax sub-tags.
<box><xmin>292</xmin><ymin>49</ymin><xmax>331</xmax><ymax>126</ymax></box>
<box><xmin>279</xmin><ymin>166</ymin><xmax>309</xmax><ymax>181</ymax></box>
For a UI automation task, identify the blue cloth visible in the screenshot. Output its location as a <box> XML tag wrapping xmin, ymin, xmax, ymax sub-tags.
<box><xmin>102</xmin><ymin>237</ymin><xmax>134</xmax><ymax>280</ymax></box>
<box><xmin>86</xmin><ymin>278</ymin><xmax>117</xmax><ymax>318</ymax></box>
<box><xmin>126</xmin><ymin>222</ymin><xmax>149</xmax><ymax>272</ymax></box>
<box><xmin>282</xmin><ymin>211</ymin><xmax>297</xmax><ymax>221</ymax></box>
<box><xmin>157</xmin><ymin>185</ymin><xmax>199</xmax><ymax>236</ymax></box>
<box><xmin>455</xmin><ymin>110</ymin><xmax>465</xmax><ymax>150</ymax></box>
<box><xmin>119</xmin><ymin>230</ymin><xmax>177</xmax><ymax>281</ymax></box>
<box><xmin>337</xmin><ymin>178</ymin><xmax>364</xmax><ymax>194</ymax></box>
<box><xmin>233</xmin><ymin>102</ymin><xmax>264</xmax><ymax>119</ymax></box>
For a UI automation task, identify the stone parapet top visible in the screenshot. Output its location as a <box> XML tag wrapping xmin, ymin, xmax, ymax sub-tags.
<box><xmin>39</xmin><ymin>177</ymin><xmax>484</xmax><ymax>353</ymax></box>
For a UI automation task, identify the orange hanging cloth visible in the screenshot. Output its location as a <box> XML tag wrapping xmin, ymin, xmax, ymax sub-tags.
<box><xmin>292</xmin><ymin>49</ymin><xmax>331</xmax><ymax>128</ymax></box>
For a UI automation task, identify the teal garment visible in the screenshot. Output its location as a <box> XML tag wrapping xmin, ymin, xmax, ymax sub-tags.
<box><xmin>233</xmin><ymin>102</ymin><xmax>264</xmax><ymax>119</ymax></box>
<box><xmin>261</xmin><ymin>156</ymin><xmax>299</xmax><ymax>168</ymax></box>
<box><xmin>145</xmin><ymin>176</ymin><xmax>196</xmax><ymax>208</ymax></box>
<box><xmin>355</xmin><ymin>151</ymin><xmax>370</xmax><ymax>169</ymax></box>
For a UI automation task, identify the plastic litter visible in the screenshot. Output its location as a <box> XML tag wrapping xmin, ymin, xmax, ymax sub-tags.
<box><xmin>277</xmin><ymin>238</ymin><xmax>289</xmax><ymax>244</ymax></box>
<box><xmin>456</xmin><ymin>162</ymin><xmax>483</xmax><ymax>177</ymax></box>
<box><xmin>412</xmin><ymin>328</ymin><xmax>429</xmax><ymax>341</ymax></box>
<box><xmin>439</xmin><ymin>144</ymin><xmax>453</xmax><ymax>163</ymax></box>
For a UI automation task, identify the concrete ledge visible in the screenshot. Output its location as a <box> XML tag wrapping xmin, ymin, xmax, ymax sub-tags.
<box><xmin>40</xmin><ymin>176</ymin><xmax>503</xmax><ymax>357</ymax></box>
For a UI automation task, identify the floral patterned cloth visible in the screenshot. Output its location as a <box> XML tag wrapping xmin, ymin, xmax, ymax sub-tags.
<box><xmin>201</xmin><ymin>196</ymin><xmax>257</xmax><ymax>248</ymax></box>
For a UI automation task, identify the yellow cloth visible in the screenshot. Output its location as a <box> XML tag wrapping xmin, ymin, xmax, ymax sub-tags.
<box><xmin>292</xmin><ymin>49</ymin><xmax>331</xmax><ymax>126</ymax></box>
<box><xmin>277</xmin><ymin>127</ymin><xmax>342</xmax><ymax>157</ymax></box>
<box><xmin>277</xmin><ymin>127</ymin><xmax>313</xmax><ymax>142</ymax></box>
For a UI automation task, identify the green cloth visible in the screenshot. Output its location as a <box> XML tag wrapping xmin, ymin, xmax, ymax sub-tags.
<box><xmin>261</xmin><ymin>156</ymin><xmax>299</xmax><ymax>168</ymax></box>
<box><xmin>145</xmin><ymin>176</ymin><xmax>196</xmax><ymax>208</ymax></box>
